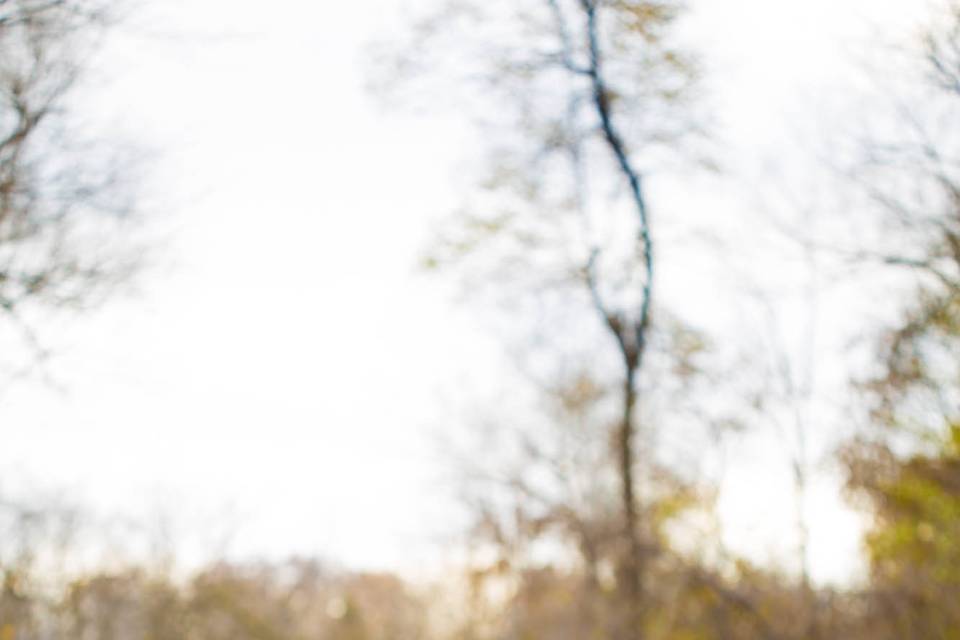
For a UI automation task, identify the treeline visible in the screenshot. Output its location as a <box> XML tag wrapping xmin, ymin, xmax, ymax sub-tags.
<box><xmin>0</xmin><ymin>457</ymin><xmax>956</xmax><ymax>640</ymax></box>
<box><xmin>0</xmin><ymin>555</ymin><xmax>427</xmax><ymax>639</ymax></box>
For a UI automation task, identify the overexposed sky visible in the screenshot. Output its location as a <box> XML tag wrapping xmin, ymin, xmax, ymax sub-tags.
<box><xmin>0</xmin><ymin>0</ymin><xmax>926</xmax><ymax>582</ymax></box>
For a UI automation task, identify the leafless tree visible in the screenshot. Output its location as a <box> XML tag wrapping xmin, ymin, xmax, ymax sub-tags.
<box><xmin>0</xmin><ymin>0</ymin><xmax>143</xmax><ymax>371</ymax></box>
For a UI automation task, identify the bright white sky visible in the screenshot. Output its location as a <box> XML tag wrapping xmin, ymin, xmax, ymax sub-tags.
<box><xmin>0</xmin><ymin>0</ymin><xmax>926</xmax><ymax>584</ymax></box>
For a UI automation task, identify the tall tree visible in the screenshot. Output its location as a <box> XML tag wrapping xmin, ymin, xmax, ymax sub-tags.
<box><xmin>841</xmin><ymin>2</ymin><xmax>960</xmax><ymax>635</ymax></box>
<box><xmin>379</xmin><ymin>0</ymin><xmax>708</xmax><ymax>635</ymax></box>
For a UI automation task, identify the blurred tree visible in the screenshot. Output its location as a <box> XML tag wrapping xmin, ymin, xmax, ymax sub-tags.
<box><xmin>63</xmin><ymin>570</ymin><xmax>187</xmax><ymax>640</ymax></box>
<box><xmin>2</xmin><ymin>557</ymin><xmax>431</xmax><ymax>640</ymax></box>
<box><xmin>845</xmin><ymin>1</ymin><xmax>960</xmax><ymax>435</ymax></box>
<box><xmin>844</xmin><ymin>426</ymin><xmax>960</xmax><ymax>639</ymax></box>
<box><xmin>182</xmin><ymin>560</ymin><xmax>429</xmax><ymax>640</ymax></box>
<box><xmin>840</xmin><ymin>2</ymin><xmax>960</xmax><ymax>636</ymax></box>
<box><xmin>0</xmin><ymin>0</ymin><xmax>144</xmax><ymax>367</ymax></box>
<box><xmin>377</xmin><ymin>1</ymin><xmax>711</xmax><ymax>635</ymax></box>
